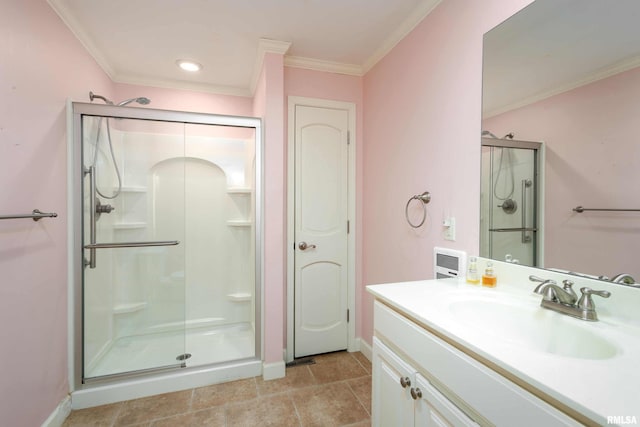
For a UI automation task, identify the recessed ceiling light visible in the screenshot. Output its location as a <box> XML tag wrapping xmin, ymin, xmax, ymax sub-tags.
<box><xmin>176</xmin><ymin>60</ymin><xmax>202</xmax><ymax>72</ymax></box>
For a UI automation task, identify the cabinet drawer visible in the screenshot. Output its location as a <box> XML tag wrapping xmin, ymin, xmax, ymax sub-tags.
<box><xmin>374</xmin><ymin>301</ymin><xmax>581</xmax><ymax>426</ymax></box>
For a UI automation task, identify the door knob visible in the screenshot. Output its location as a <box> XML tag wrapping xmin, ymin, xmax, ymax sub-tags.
<box><xmin>298</xmin><ymin>241</ymin><xmax>317</xmax><ymax>250</ymax></box>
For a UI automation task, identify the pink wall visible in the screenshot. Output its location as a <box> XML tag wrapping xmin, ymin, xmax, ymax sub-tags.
<box><xmin>114</xmin><ymin>83</ymin><xmax>252</xmax><ymax>116</ymax></box>
<box><xmin>483</xmin><ymin>65</ymin><xmax>640</xmax><ymax>279</ymax></box>
<box><xmin>360</xmin><ymin>0</ymin><xmax>532</xmax><ymax>345</ymax></box>
<box><xmin>283</xmin><ymin>67</ymin><xmax>365</xmax><ymax>338</ymax></box>
<box><xmin>256</xmin><ymin>53</ymin><xmax>287</xmax><ymax>363</ymax></box>
<box><xmin>0</xmin><ymin>1</ymin><xmax>113</xmax><ymax>425</ymax></box>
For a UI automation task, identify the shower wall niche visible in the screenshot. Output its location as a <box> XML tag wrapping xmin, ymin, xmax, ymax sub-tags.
<box><xmin>76</xmin><ymin>104</ymin><xmax>260</xmax><ymax>382</ymax></box>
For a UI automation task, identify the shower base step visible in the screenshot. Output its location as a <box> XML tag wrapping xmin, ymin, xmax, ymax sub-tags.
<box><xmin>227</xmin><ymin>293</ymin><xmax>252</xmax><ymax>302</ymax></box>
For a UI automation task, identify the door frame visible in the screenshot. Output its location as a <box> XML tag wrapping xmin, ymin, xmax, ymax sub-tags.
<box><xmin>286</xmin><ymin>96</ymin><xmax>356</xmax><ymax>362</ymax></box>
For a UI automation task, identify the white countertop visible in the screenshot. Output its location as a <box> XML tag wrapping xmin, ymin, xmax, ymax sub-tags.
<box><xmin>368</xmin><ymin>277</ymin><xmax>640</xmax><ymax>425</ymax></box>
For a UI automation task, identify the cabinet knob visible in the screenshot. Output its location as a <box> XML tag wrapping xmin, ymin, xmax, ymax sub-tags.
<box><xmin>400</xmin><ymin>376</ymin><xmax>411</xmax><ymax>388</ymax></box>
<box><xmin>410</xmin><ymin>387</ymin><xmax>423</xmax><ymax>400</ymax></box>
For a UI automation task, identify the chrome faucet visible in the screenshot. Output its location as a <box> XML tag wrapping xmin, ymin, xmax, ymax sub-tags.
<box><xmin>611</xmin><ymin>273</ymin><xmax>637</xmax><ymax>286</ymax></box>
<box><xmin>529</xmin><ymin>276</ymin><xmax>611</xmax><ymax>321</ymax></box>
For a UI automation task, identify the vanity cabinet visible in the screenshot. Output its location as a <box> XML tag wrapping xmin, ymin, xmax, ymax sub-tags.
<box><xmin>373</xmin><ymin>336</ymin><xmax>478</xmax><ymax>426</ymax></box>
<box><xmin>372</xmin><ymin>300</ymin><xmax>582</xmax><ymax>426</ymax></box>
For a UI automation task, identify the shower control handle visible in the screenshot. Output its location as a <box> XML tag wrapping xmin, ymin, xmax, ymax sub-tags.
<box><xmin>96</xmin><ymin>200</ymin><xmax>114</xmax><ymax>214</ymax></box>
<box><xmin>298</xmin><ymin>241</ymin><xmax>317</xmax><ymax>251</ymax></box>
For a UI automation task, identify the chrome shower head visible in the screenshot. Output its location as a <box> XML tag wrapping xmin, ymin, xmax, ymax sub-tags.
<box><xmin>117</xmin><ymin>97</ymin><xmax>151</xmax><ymax>107</ymax></box>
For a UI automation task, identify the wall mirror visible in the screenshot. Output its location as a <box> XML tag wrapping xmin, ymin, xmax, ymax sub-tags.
<box><xmin>481</xmin><ymin>0</ymin><xmax>640</xmax><ymax>285</ymax></box>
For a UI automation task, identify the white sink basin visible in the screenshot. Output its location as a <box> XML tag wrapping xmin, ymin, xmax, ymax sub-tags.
<box><xmin>448</xmin><ymin>297</ymin><xmax>618</xmax><ymax>360</ymax></box>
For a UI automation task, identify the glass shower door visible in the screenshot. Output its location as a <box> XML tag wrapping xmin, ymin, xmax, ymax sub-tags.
<box><xmin>82</xmin><ymin>114</ymin><xmax>187</xmax><ymax>380</ymax></box>
<box><xmin>480</xmin><ymin>143</ymin><xmax>539</xmax><ymax>267</ymax></box>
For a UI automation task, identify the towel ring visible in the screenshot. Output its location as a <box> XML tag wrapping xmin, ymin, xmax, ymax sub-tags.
<box><xmin>405</xmin><ymin>192</ymin><xmax>431</xmax><ymax>228</ymax></box>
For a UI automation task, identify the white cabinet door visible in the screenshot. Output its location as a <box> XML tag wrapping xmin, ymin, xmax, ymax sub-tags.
<box><xmin>372</xmin><ymin>337</ymin><xmax>416</xmax><ymax>427</ymax></box>
<box><xmin>414</xmin><ymin>374</ymin><xmax>479</xmax><ymax>427</ymax></box>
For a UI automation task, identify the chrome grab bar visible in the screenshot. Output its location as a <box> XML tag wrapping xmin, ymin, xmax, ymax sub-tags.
<box><xmin>573</xmin><ymin>206</ymin><xmax>640</xmax><ymax>213</ymax></box>
<box><xmin>0</xmin><ymin>209</ymin><xmax>58</xmax><ymax>221</ymax></box>
<box><xmin>84</xmin><ymin>240</ymin><xmax>179</xmax><ymax>249</ymax></box>
<box><xmin>489</xmin><ymin>227</ymin><xmax>538</xmax><ymax>232</ymax></box>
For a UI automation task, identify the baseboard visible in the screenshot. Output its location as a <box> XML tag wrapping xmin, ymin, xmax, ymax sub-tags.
<box><xmin>262</xmin><ymin>360</ymin><xmax>286</xmax><ymax>381</ymax></box>
<box><xmin>41</xmin><ymin>395</ymin><xmax>71</xmax><ymax>427</ymax></box>
<box><xmin>356</xmin><ymin>337</ymin><xmax>372</xmax><ymax>361</ymax></box>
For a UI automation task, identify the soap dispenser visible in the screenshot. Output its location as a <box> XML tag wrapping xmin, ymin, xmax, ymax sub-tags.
<box><xmin>466</xmin><ymin>257</ymin><xmax>480</xmax><ymax>284</ymax></box>
<box><xmin>482</xmin><ymin>261</ymin><xmax>497</xmax><ymax>287</ymax></box>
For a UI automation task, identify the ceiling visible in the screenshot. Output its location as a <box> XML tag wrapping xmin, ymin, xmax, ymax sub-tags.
<box><xmin>483</xmin><ymin>0</ymin><xmax>640</xmax><ymax>116</ymax></box>
<box><xmin>48</xmin><ymin>0</ymin><xmax>441</xmax><ymax>97</ymax></box>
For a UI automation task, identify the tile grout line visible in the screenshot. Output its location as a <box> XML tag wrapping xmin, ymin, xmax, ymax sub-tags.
<box><xmin>110</xmin><ymin>400</ymin><xmax>125</xmax><ymax>427</ymax></box>
<box><xmin>345</xmin><ymin>377</ymin><xmax>371</xmax><ymax>417</ymax></box>
<box><xmin>287</xmin><ymin>389</ymin><xmax>304</xmax><ymax>427</ymax></box>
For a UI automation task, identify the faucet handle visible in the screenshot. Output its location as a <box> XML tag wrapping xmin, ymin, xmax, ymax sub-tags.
<box><xmin>529</xmin><ymin>275</ymin><xmax>555</xmax><ymax>284</ymax></box>
<box><xmin>530</xmin><ymin>275</ymin><xmax>556</xmax><ymax>294</ymax></box>
<box><xmin>577</xmin><ymin>287</ymin><xmax>611</xmax><ymax>311</ymax></box>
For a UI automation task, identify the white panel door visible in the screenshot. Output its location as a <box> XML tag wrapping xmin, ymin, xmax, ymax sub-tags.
<box><xmin>294</xmin><ymin>105</ymin><xmax>349</xmax><ymax>357</ymax></box>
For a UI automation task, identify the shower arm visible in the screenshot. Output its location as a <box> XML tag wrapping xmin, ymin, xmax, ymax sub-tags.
<box><xmin>83</xmin><ymin>166</ymin><xmax>179</xmax><ymax>269</ymax></box>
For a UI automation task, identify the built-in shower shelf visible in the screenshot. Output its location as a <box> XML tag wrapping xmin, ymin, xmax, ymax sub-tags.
<box><xmin>121</xmin><ymin>186</ymin><xmax>147</xmax><ymax>193</ymax></box>
<box><xmin>227</xmin><ymin>220</ymin><xmax>252</xmax><ymax>227</ymax></box>
<box><xmin>227</xmin><ymin>293</ymin><xmax>252</xmax><ymax>302</ymax></box>
<box><xmin>113</xmin><ymin>302</ymin><xmax>148</xmax><ymax>314</ymax></box>
<box><xmin>113</xmin><ymin>222</ymin><xmax>147</xmax><ymax>229</ymax></box>
<box><xmin>227</xmin><ymin>188</ymin><xmax>252</xmax><ymax>194</ymax></box>
<box><xmin>107</xmin><ymin>186</ymin><xmax>147</xmax><ymax>193</ymax></box>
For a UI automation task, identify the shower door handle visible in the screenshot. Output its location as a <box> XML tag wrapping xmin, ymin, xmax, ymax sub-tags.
<box><xmin>84</xmin><ymin>240</ymin><xmax>180</xmax><ymax>249</ymax></box>
<box><xmin>85</xmin><ymin>165</ymin><xmax>98</xmax><ymax>268</ymax></box>
<box><xmin>521</xmin><ymin>179</ymin><xmax>532</xmax><ymax>243</ymax></box>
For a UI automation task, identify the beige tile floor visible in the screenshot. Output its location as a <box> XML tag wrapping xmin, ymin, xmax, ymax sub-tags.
<box><xmin>64</xmin><ymin>351</ymin><xmax>372</xmax><ymax>427</ymax></box>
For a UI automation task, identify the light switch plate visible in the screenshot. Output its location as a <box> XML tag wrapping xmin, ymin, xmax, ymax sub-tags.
<box><xmin>443</xmin><ymin>217</ymin><xmax>456</xmax><ymax>241</ymax></box>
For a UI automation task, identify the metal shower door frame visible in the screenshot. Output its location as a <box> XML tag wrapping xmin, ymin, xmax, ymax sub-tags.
<box><xmin>70</xmin><ymin>102</ymin><xmax>263</xmax><ymax>390</ymax></box>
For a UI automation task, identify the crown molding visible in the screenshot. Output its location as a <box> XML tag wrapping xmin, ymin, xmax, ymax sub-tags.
<box><xmin>47</xmin><ymin>0</ymin><xmax>117</xmax><ymax>79</ymax></box>
<box><xmin>282</xmin><ymin>0</ymin><xmax>442</xmax><ymax>77</ymax></box>
<box><xmin>362</xmin><ymin>0</ymin><xmax>442</xmax><ymax>73</ymax></box>
<box><xmin>113</xmin><ymin>73</ymin><xmax>253</xmax><ymax>98</ymax></box>
<box><xmin>483</xmin><ymin>55</ymin><xmax>640</xmax><ymax>119</ymax></box>
<box><xmin>284</xmin><ymin>56</ymin><xmax>363</xmax><ymax>76</ymax></box>
<box><xmin>249</xmin><ymin>38</ymin><xmax>292</xmax><ymax>95</ymax></box>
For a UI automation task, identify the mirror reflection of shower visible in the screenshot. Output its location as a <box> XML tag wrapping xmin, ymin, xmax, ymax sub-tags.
<box><xmin>482</xmin><ymin>130</ymin><xmax>517</xmax><ymax>214</ymax></box>
<box><xmin>480</xmin><ymin>134</ymin><xmax>541</xmax><ymax>267</ymax></box>
<box><xmin>89</xmin><ymin>91</ymin><xmax>151</xmax><ymax>200</ymax></box>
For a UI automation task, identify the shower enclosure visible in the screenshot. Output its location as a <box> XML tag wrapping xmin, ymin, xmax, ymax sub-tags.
<box><xmin>480</xmin><ymin>137</ymin><xmax>541</xmax><ymax>267</ymax></box>
<box><xmin>71</xmin><ymin>102</ymin><xmax>261</xmax><ymax>387</ymax></box>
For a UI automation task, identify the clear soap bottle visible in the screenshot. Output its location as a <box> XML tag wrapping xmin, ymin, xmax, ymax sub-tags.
<box><xmin>482</xmin><ymin>261</ymin><xmax>497</xmax><ymax>287</ymax></box>
<box><xmin>466</xmin><ymin>257</ymin><xmax>480</xmax><ymax>284</ymax></box>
